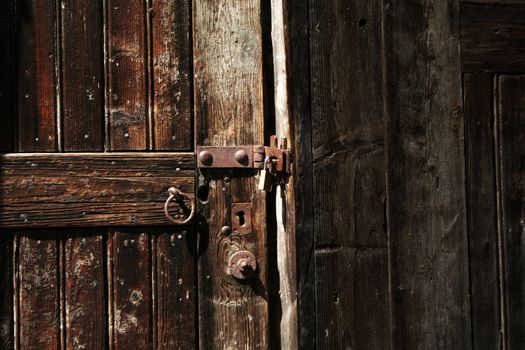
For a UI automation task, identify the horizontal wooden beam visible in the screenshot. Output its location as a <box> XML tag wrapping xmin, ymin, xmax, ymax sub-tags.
<box><xmin>0</xmin><ymin>153</ymin><xmax>195</xmax><ymax>228</ymax></box>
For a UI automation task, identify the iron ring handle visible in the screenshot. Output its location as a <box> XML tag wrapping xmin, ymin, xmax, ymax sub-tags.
<box><xmin>164</xmin><ymin>187</ymin><xmax>195</xmax><ymax>225</ymax></box>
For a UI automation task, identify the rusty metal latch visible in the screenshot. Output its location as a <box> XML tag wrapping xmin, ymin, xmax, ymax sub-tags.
<box><xmin>197</xmin><ymin>135</ymin><xmax>291</xmax><ymax>174</ymax></box>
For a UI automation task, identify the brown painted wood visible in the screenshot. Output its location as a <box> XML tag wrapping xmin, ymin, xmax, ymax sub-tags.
<box><xmin>464</xmin><ymin>73</ymin><xmax>502</xmax><ymax>350</ymax></box>
<box><xmin>0</xmin><ymin>153</ymin><xmax>194</xmax><ymax>228</ymax></box>
<box><xmin>17</xmin><ymin>0</ymin><xmax>58</xmax><ymax>152</ymax></box>
<box><xmin>60</xmin><ymin>0</ymin><xmax>103</xmax><ymax>151</ymax></box>
<box><xmin>384</xmin><ymin>1</ymin><xmax>471</xmax><ymax>349</ymax></box>
<box><xmin>155</xmin><ymin>228</ymin><xmax>196</xmax><ymax>349</ymax></box>
<box><xmin>0</xmin><ymin>1</ymin><xmax>15</xmax><ymax>152</ymax></box>
<box><xmin>17</xmin><ymin>232</ymin><xmax>61</xmax><ymax>350</ymax></box>
<box><xmin>461</xmin><ymin>2</ymin><xmax>525</xmax><ymax>73</ymax></box>
<box><xmin>0</xmin><ymin>233</ymin><xmax>13</xmax><ymax>349</ymax></box>
<box><xmin>151</xmin><ymin>0</ymin><xmax>192</xmax><ymax>151</ymax></box>
<box><xmin>106</xmin><ymin>0</ymin><xmax>148</xmax><ymax>150</ymax></box>
<box><xmin>309</xmin><ymin>0</ymin><xmax>391</xmax><ymax>348</ymax></box>
<box><xmin>109</xmin><ymin>230</ymin><xmax>152</xmax><ymax>349</ymax></box>
<box><xmin>194</xmin><ymin>0</ymin><xmax>269</xmax><ymax>348</ymax></box>
<box><xmin>64</xmin><ymin>233</ymin><xmax>106</xmax><ymax>350</ymax></box>
<box><xmin>497</xmin><ymin>75</ymin><xmax>525</xmax><ymax>349</ymax></box>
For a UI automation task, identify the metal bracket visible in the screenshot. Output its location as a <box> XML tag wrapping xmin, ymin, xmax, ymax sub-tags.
<box><xmin>197</xmin><ymin>135</ymin><xmax>291</xmax><ymax>173</ymax></box>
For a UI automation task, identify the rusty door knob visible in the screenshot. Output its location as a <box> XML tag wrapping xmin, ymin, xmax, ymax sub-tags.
<box><xmin>164</xmin><ymin>187</ymin><xmax>195</xmax><ymax>225</ymax></box>
<box><xmin>228</xmin><ymin>251</ymin><xmax>257</xmax><ymax>279</ymax></box>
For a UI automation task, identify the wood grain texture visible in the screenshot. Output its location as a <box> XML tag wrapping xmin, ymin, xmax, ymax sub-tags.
<box><xmin>284</xmin><ymin>0</ymin><xmax>316</xmax><ymax>347</ymax></box>
<box><xmin>315</xmin><ymin>248</ymin><xmax>390</xmax><ymax>350</ymax></box>
<box><xmin>0</xmin><ymin>1</ymin><xmax>15</xmax><ymax>152</ymax></box>
<box><xmin>464</xmin><ymin>73</ymin><xmax>502</xmax><ymax>350</ymax></box>
<box><xmin>155</xmin><ymin>228</ymin><xmax>196</xmax><ymax>350</ymax></box>
<box><xmin>194</xmin><ymin>0</ymin><xmax>268</xmax><ymax>348</ymax></box>
<box><xmin>309</xmin><ymin>0</ymin><xmax>390</xmax><ymax>347</ymax></box>
<box><xmin>497</xmin><ymin>75</ymin><xmax>525</xmax><ymax>349</ymax></box>
<box><xmin>109</xmin><ymin>230</ymin><xmax>152</xmax><ymax>349</ymax></box>
<box><xmin>61</xmin><ymin>0</ymin><xmax>104</xmax><ymax>151</ymax></box>
<box><xmin>152</xmin><ymin>0</ymin><xmax>192</xmax><ymax>151</ymax></box>
<box><xmin>17</xmin><ymin>232</ymin><xmax>60</xmax><ymax>350</ymax></box>
<box><xmin>270</xmin><ymin>0</ymin><xmax>298</xmax><ymax>348</ymax></box>
<box><xmin>64</xmin><ymin>234</ymin><xmax>106</xmax><ymax>350</ymax></box>
<box><xmin>106</xmin><ymin>0</ymin><xmax>148</xmax><ymax>150</ymax></box>
<box><xmin>17</xmin><ymin>0</ymin><xmax>58</xmax><ymax>152</ymax></box>
<box><xmin>384</xmin><ymin>1</ymin><xmax>471</xmax><ymax>349</ymax></box>
<box><xmin>461</xmin><ymin>2</ymin><xmax>525</xmax><ymax>72</ymax></box>
<box><xmin>0</xmin><ymin>233</ymin><xmax>13</xmax><ymax>349</ymax></box>
<box><xmin>0</xmin><ymin>153</ymin><xmax>194</xmax><ymax>227</ymax></box>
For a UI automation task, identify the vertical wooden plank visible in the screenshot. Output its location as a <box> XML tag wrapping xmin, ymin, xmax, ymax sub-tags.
<box><xmin>17</xmin><ymin>0</ymin><xmax>58</xmax><ymax>152</ymax></box>
<box><xmin>309</xmin><ymin>0</ymin><xmax>390</xmax><ymax>347</ymax></box>
<box><xmin>497</xmin><ymin>75</ymin><xmax>525</xmax><ymax>350</ymax></box>
<box><xmin>106</xmin><ymin>0</ymin><xmax>148</xmax><ymax>150</ymax></box>
<box><xmin>109</xmin><ymin>230</ymin><xmax>152</xmax><ymax>349</ymax></box>
<box><xmin>61</xmin><ymin>0</ymin><xmax>104</xmax><ymax>151</ymax></box>
<box><xmin>155</xmin><ymin>228</ymin><xmax>196</xmax><ymax>350</ymax></box>
<box><xmin>194</xmin><ymin>0</ymin><xmax>268</xmax><ymax>348</ymax></box>
<box><xmin>464</xmin><ymin>73</ymin><xmax>502</xmax><ymax>350</ymax></box>
<box><xmin>384</xmin><ymin>1</ymin><xmax>471</xmax><ymax>349</ymax></box>
<box><xmin>64</xmin><ymin>234</ymin><xmax>106</xmax><ymax>350</ymax></box>
<box><xmin>151</xmin><ymin>0</ymin><xmax>193</xmax><ymax>150</ymax></box>
<box><xmin>0</xmin><ymin>0</ymin><xmax>15</xmax><ymax>152</ymax></box>
<box><xmin>0</xmin><ymin>234</ymin><xmax>13</xmax><ymax>349</ymax></box>
<box><xmin>284</xmin><ymin>0</ymin><xmax>316</xmax><ymax>347</ymax></box>
<box><xmin>18</xmin><ymin>233</ymin><xmax>60</xmax><ymax>350</ymax></box>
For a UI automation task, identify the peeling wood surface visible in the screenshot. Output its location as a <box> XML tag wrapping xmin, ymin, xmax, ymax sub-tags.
<box><xmin>64</xmin><ymin>233</ymin><xmax>106</xmax><ymax>350</ymax></box>
<box><xmin>18</xmin><ymin>233</ymin><xmax>61</xmax><ymax>350</ymax></box>
<box><xmin>0</xmin><ymin>153</ymin><xmax>194</xmax><ymax>228</ymax></box>
<box><xmin>194</xmin><ymin>0</ymin><xmax>269</xmax><ymax>348</ymax></box>
<box><xmin>60</xmin><ymin>0</ymin><xmax>104</xmax><ymax>151</ymax></box>
<box><xmin>152</xmin><ymin>0</ymin><xmax>193</xmax><ymax>150</ymax></box>
<box><xmin>106</xmin><ymin>0</ymin><xmax>148</xmax><ymax>150</ymax></box>
<box><xmin>109</xmin><ymin>230</ymin><xmax>152</xmax><ymax>349</ymax></box>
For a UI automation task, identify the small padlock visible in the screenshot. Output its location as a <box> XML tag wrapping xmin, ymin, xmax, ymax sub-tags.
<box><xmin>258</xmin><ymin>157</ymin><xmax>274</xmax><ymax>192</ymax></box>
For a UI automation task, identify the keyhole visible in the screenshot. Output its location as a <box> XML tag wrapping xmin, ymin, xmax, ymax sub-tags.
<box><xmin>237</xmin><ymin>211</ymin><xmax>246</xmax><ymax>227</ymax></box>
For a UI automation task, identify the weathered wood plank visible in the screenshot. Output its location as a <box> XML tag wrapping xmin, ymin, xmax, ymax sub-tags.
<box><xmin>497</xmin><ymin>75</ymin><xmax>525</xmax><ymax>349</ymax></box>
<box><xmin>17</xmin><ymin>0</ymin><xmax>58</xmax><ymax>152</ymax></box>
<box><xmin>109</xmin><ymin>230</ymin><xmax>152</xmax><ymax>349</ymax></box>
<box><xmin>0</xmin><ymin>153</ymin><xmax>194</xmax><ymax>227</ymax></box>
<box><xmin>309</xmin><ymin>0</ymin><xmax>390</xmax><ymax>347</ymax></box>
<box><xmin>18</xmin><ymin>232</ymin><xmax>60</xmax><ymax>349</ymax></box>
<box><xmin>155</xmin><ymin>228</ymin><xmax>196</xmax><ymax>349</ymax></box>
<box><xmin>0</xmin><ymin>233</ymin><xmax>13</xmax><ymax>349</ymax></box>
<box><xmin>464</xmin><ymin>73</ymin><xmax>502</xmax><ymax>350</ymax></box>
<box><xmin>283</xmin><ymin>0</ymin><xmax>316</xmax><ymax>347</ymax></box>
<box><xmin>61</xmin><ymin>0</ymin><xmax>104</xmax><ymax>151</ymax></box>
<box><xmin>106</xmin><ymin>0</ymin><xmax>148</xmax><ymax>150</ymax></box>
<box><xmin>64</xmin><ymin>233</ymin><xmax>106</xmax><ymax>350</ymax></box>
<box><xmin>0</xmin><ymin>2</ymin><xmax>15</xmax><ymax>152</ymax></box>
<box><xmin>461</xmin><ymin>3</ymin><xmax>525</xmax><ymax>72</ymax></box>
<box><xmin>384</xmin><ymin>1</ymin><xmax>471</xmax><ymax>349</ymax></box>
<box><xmin>270</xmin><ymin>0</ymin><xmax>298</xmax><ymax>348</ymax></box>
<box><xmin>194</xmin><ymin>0</ymin><xmax>269</xmax><ymax>348</ymax></box>
<box><xmin>151</xmin><ymin>0</ymin><xmax>192</xmax><ymax>151</ymax></box>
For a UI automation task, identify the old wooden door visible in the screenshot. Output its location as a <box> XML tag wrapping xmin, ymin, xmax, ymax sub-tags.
<box><xmin>0</xmin><ymin>0</ymin><xmax>277</xmax><ymax>349</ymax></box>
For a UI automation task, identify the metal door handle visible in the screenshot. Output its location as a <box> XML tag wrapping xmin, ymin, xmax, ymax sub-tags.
<box><xmin>164</xmin><ymin>187</ymin><xmax>195</xmax><ymax>225</ymax></box>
